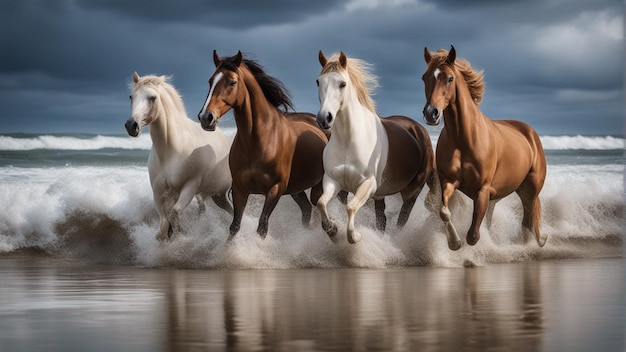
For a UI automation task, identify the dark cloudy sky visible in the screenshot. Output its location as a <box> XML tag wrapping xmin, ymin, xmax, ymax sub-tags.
<box><xmin>0</xmin><ymin>0</ymin><xmax>623</xmax><ymax>135</ymax></box>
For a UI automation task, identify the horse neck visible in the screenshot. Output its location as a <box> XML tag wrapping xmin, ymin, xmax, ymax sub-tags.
<box><xmin>149</xmin><ymin>86</ymin><xmax>188</xmax><ymax>155</ymax></box>
<box><xmin>232</xmin><ymin>73</ymin><xmax>282</xmax><ymax>148</ymax></box>
<box><xmin>334</xmin><ymin>90</ymin><xmax>381</xmax><ymax>141</ymax></box>
<box><xmin>444</xmin><ymin>80</ymin><xmax>488</xmax><ymax>146</ymax></box>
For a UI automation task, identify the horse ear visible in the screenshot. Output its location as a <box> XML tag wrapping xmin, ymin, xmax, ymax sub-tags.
<box><xmin>318</xmin><ymin>50</ymin><xmax>328</xmax><ymax>67</ymax></box>
<box><xmin>339</xmin><ymin>51</ymin><xmax>347</xmax><ymax>69</ymax></box>
<box><xmin>424</xmin><ymin>47</ymin><xmax>432</xmax><ymax>64</ymax></box>
<box><xmin>234</xmin><ymin>51</ymin><xmax>243</xmax><ymax>67</ymax></box>
<box><xmin>213</xmin><ymin>50</ymin><xmax>221</xmax><ymax>67</ymax></box>
<box><xmin>447</xmin><ymin>45</ymin><xmax>456</xmax><ymax>65</ymax></box>
<box><xmin>133</xmin><ymin>71</ymin><xmax>140</xmax><ymax>83</ymax></box>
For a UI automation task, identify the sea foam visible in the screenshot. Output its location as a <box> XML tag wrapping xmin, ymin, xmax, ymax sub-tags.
<box><xmin>0</xmin><ymin>163</ymin><xmax>622</xmax><ymax>268</ymax></box>
<box><xmin>0</xmin><ymin>133</ymin><xmax>622</xmax><ymax>151</ymax></box>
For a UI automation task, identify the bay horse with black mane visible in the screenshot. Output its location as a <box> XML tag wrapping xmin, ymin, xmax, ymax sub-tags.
<box><xmin>422</xmin><ymin>45</ymin><xmax>547</xmax><ymax>250</ymax></box>
<box><xmin>197</xmin><ymin>50</ymin><xmax>331</xmax><ymax>240</ymax></box>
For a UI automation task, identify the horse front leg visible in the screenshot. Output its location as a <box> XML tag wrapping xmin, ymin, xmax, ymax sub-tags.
<box><xmin>467</xmin><ymin>186</ymin><xmax>491</xmax><ymax>246</ymax></box>
<box><xmin>440</xmin><ymin>180</ymin><xmax>461</xmax><ymax>250</ymax></box>
<box><xmin>316</xmin><ymin>175</ymin><xmax>339</xmax><ymax>241</ymax></box>
<box><xmin>257</xmin><ymin>183</ymin><xmax>284</xmax><ymax>239</ymax></box>
<box><xmin>168</xmin><ymin>183</ymin><xmax>199</xmax><ymax>238</ymax></box>
<box><xmin>228</xmin><ymin>187</ymin><xmax>249</xmax><ymax>242</ymax></box>
<box><xmin>347</xmin><ymin>178</ymin><xmax>376</xmax><ymax>244</ymax></box>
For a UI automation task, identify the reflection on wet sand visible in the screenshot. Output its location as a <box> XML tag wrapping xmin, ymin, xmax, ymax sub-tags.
<box><xmin>0</xmin><ymin>257</ymin><xmax>622</xmax><ymax>352</ymax></box>
<box><xmin>165</xmin><ymin>265</ymin><xmax>546</xmax><ymax>351</ymax></box>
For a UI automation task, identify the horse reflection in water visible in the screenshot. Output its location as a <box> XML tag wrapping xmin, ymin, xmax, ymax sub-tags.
<box><xmin>125</xmin><ymin>72</ymin><xmax>232</xmax><ymax>240</ymax></box>
<box><xmin>422</xmin><ymin>46</ymin><xmax>547</xmax><ymax>250</ymax></box>
<box><xmin>315</xmin><ymin>51</ymin><xmax>436</xmax><ymax>244</ymax></box>
<box><xmin>161</xmin><ymin>267</ymin><xmax>544</xmax><ymax>351</ymax></box>
<box><xmin>198</xmin><ymin>51</ymin><xmax>336</xmax><ymax>240</ymax></box>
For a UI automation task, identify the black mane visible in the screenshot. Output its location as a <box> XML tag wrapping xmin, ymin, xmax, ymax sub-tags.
<box><xmin>220</xmin><ymin>54</ymin><xmax>295</xmax><ymax>112</ymax></box>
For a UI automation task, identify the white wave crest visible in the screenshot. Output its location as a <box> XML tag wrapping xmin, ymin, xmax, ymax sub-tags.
<box><xmin>0</xmin><ymin>128</ymin><xmax>239</xmax><ymax>151</ymax></box>
<box><xmin>0</xmin><ymin>135</ymin><xmax>152</xmax><ymax>151</ymax></box>
<box><xmin>539</xmin><ymin>135</ymin><xmax>624</xmax><ymax>150</ymax></box>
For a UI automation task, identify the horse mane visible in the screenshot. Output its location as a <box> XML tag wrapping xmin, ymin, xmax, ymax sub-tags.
<box><xmin>320</xmin><ymin>53</ymin><xmax>379</xmax><ymax>114</ymax></box>
<box><xmin>428</xmin><ymin>48</ymin><xmax>485</xmax><ymax>105</ymax></box>
<box><xmin>219</xmin><ymin>54</ymin><xmax>295</xmax><ymax>112</ymax></box>
<box><xmin>132</xmin><ymin>74</ymin><xmax>187</xmax><ymax>112</ymax></box>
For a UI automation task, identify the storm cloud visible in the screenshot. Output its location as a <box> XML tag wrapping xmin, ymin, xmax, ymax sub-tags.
<box><xmin>0</xmin><ymin>0</ymin><xmax>622</xmax><ymax>134</ymax></box>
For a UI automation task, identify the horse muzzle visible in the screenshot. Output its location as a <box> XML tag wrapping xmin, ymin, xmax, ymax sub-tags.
<box><xmin>423</xmin><ymin>105</ymin><xmax>441</xmax><ymax>126</ymax></box>
<box><xmin>316</xmin><ymin>111</ymin><xmax>334</xmax><ymax>131</ymax></box>
<box><xmin>198</xmin><ymin>111</ymin><xmax>219</xmax><ymax>131</ymax></box>
<box><xmin>125</xmin><ymin>119</ymin><xmax>141</xmax><ymax>137</ymax></box>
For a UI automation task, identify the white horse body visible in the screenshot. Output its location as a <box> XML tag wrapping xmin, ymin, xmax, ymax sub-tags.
<box><xmin>315</xmin><ymin>51</ymin><xmax>436</xmax><ymax>244</ymax></box>
<box><xmin>126</xmin><ymin>72</ymin><xmax>232</xmax><ymax>240</ymax></box>
<box><xmin>315</xmin><ymin>53</ymin><xmax>392</xmax><ymax>244</ymax></box>
<box><xmin>320</xmin><ymin>86</ymin><xmax>389</xmax><ymax>198</ymax></box>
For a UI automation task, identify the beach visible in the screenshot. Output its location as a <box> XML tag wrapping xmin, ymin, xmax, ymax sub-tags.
<box><xmin>0</xmin><ymin>254</ymin><xmax>623</xmax><ymax>351</ymax></box>
<box><xmin>0</xmin><ymin>132</ymin><xmax>624</xmax><ymax>351</ymax></box>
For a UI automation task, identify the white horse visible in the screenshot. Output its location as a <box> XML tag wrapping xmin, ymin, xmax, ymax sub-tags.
<box><xmin>315</xmin><ymin>51</ymin><xmax>436</xmax><ymax>244</ymax></box>
<box><xmin>125</xmin><ymin>72</ymin><xmax>232</xmax><ymax>240</ymax></box>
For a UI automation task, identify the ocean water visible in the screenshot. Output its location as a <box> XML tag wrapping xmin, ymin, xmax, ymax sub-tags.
<box><xmin>0</xmin><ymin>131</ymin><xmax>623</xmax><ymax>268</ymax></box>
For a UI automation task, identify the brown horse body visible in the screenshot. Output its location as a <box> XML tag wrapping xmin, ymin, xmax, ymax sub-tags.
<box><xmin>198</xmin><ymin>51</ymin><xmax>327</xmax><ymax>239</ymax></box>
<box><xmin>422</xmin><ymin>46</ymin><xmax>547</xmax><ymax>250</ymax></box>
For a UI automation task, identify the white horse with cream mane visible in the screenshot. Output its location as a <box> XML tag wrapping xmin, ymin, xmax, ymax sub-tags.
<box><xmin>125</xmin><ymin>72</ymin><xmax>232</xmax><ymax>240</ymax></box>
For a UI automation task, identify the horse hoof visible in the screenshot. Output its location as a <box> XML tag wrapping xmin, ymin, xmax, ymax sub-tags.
<box><xmin>348</xmin><ymin>231</ymin><xmax>362</xmax><ymax>244</ymax></box>
<box><xmin>466</xmin><ymin>233</ymin><xmax>479</xmax><ymax>246</ymax></box>
<box><xmin>323</xmin><ymin>222</ymin><xmax>338</xmax><ymax>237</ymax></box>
<box><xmin>537</xmin><ymin>234</ymin><xmax>547</xmax><ymax>247</ymax></box>
<box><xmin>448</xmin><ymin>238</ymin><xmax>462</xmax><ymax>251</ymax></box>
<box><xmin>258</xmin><ymin>231</ymin><xmax>268</xmax><ymax>240</ymax></box>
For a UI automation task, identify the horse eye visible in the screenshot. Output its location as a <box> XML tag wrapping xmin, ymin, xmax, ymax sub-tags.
<box><xmin>339</xmin><ymin>81</ymin><xmax>346</xmax><ymax>88</ymax></box>
<box><xmin>230</xmin><ymin>80</ymin><xmax>237</xmax><ymax>86</ymax></box>
<box><xmin>448</xmin><ymin>76</ymin><xmax>454</xmax><ymax>83</ymax></box>
<box><xmin>149</xmin><ymin>96</ymin><xmax>156</xmax><ymax>102</ymax></box>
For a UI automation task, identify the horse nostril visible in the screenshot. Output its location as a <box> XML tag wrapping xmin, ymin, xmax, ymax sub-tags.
<box><xmin>326</xmin><ymin>112</ymin><xmax>333</xmax><ymax>124</ymax></box>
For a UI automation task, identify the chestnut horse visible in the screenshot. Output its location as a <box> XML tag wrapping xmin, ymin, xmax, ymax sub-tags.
<box><xmin>197</xmin><ymin>51</ymin><xmax>329</xmax><ymax>240</ymax></box>
<box><xmin>422</xmin><ymin>46</ymin><xmax>547</xmax><ymax>250</ymax></box>
<box><xmin>316</xmin><ymin>51</ymin><xmax>436</xmax><ymax>244</ymax></box>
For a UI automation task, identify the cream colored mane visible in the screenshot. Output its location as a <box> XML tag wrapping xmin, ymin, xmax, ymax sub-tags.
<box><xmin>320</xmin><ymin>53</ymin><xmax>379</xmax><ymax>114</ymax></box>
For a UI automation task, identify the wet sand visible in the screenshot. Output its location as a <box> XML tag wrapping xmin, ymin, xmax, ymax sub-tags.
<box><xmin>0</xmin><ymin>254</ymin><xmax>623</xmax><ymax>352</ymax></box>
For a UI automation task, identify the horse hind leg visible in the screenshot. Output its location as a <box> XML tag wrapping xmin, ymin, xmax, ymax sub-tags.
<box><xmin>291</xmin><ymin>191</ymin><xmax>313</xmax><ymax>227</ymax></box>
<box><xmin>211</xmin><ymin>190</ymin><xmax>234</xmax><ymax>215</ymax></box>
<box><xmin>374</xmin><ymin>198</ymin><xmax>386</xmax><ymax>232</ymax></box>
<box><xmin>517</xmin><ymin>186</ymin><xmax>546</xmax><ymax>247</ymax></box>
<box><xmin>397</xmin><ymin>196</ymin><xmax>417</xmax><ymax>230</ymax></box>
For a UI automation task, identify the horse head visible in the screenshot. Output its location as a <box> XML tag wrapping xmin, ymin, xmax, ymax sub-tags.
<box><xmin>126</xmin><ymin>71</ymin><xmax>162</xmax><ymax>137</ymax></box>
<box><xmin>316</xmin><ymin>50</ymin><xmax>351</xmax><ymax>131</ymax></box>
<box><xmin>422</xmin><ymin>45</ymin><xmax>457</xmax><ymax>126</ymax></box>
<box><xmin>198</xmin><ymin>50</ymin><xmax>245</xmax><ymax>131</ymax></box>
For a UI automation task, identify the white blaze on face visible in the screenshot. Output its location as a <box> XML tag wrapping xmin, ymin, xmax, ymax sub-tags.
<box><xmin>434</xmin><ymin>68</ymin><xmax>441</xmax><ymax>80</ymax></box>
<box><xmin>201</xmin><ymin>72</ymin><xmax>223</xmax><ymax>115</ymax></box>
